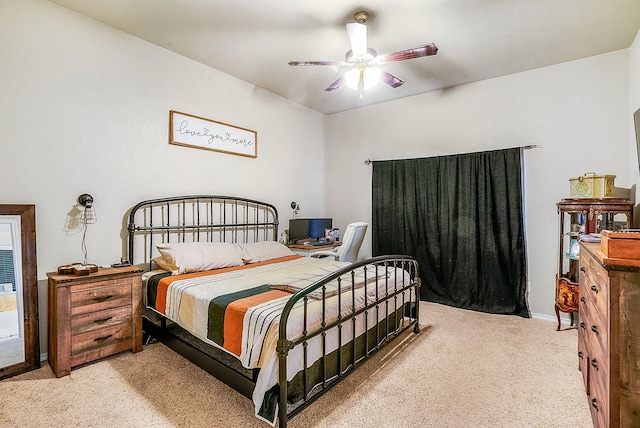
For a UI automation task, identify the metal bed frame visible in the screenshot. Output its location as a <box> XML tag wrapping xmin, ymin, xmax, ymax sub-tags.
<box><xmin>127</xmin><ymin>195</ymin><xmax>420</xmax><ymax>427</ymax></box>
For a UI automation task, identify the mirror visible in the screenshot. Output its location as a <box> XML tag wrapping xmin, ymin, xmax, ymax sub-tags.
<box><xmin>0</xmin><ymin>205</ymin><xmax>39</xmax><ymax>379</ymax></box>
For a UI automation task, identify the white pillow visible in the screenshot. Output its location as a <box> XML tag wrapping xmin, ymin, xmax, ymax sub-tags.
<box><xmin>156</xmin><ymin>242</ymin><xmax>244</xmax><ymax>275</ymax></box>
<box><xmin>235</xmin><ymin>241</ymin><xmax>295</xmax><ymax>263</ymax></box>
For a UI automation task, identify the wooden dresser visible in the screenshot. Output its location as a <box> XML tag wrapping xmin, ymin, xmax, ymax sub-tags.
<box><xmin>47</xmin><ymin>265</ymin><xmax>143</xmax><ymax>377</ymax></box>
<box><xmin>578</xmin><ymin>242</ymin><xmax>640</xmax><ymax>427</ymax></box>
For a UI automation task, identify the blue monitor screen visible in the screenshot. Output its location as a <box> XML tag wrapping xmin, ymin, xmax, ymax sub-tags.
<box><xmin>308</xmin><ymin>218</ymin><xmax>332</xmax><ymax>240</ymax></box>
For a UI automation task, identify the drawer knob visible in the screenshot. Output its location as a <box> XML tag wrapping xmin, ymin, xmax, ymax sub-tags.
<box><xmin>580</xmin><ymin>297</ymin><xmax>585</xmax><ymax>303</ymax></box>
<box><xmin>590</xmin><ymin>358</ymin><xmax>598</xmax><ymax>370</ymax></box>
<box><xmin>93</xmin><ymin>295</ymin><xmax>114</xmax><ymax>303</ymax></box>
<box><xmin>579</xmin><ymin>322</ymin><xmax>586</xmax><ymax>330</ymax></box>
<box><xmin>591</xmin><ymin>398</ymin><xmax>599</xmax><ymax>411</ymax></box>
<box><xmin>578</xmin><ymin>351</ymin><xmax>583</xmax><ymax>359</ymax></box>
<box><xmin>580</xmin><ymin>266</ymin><xmax>586</xmax><ymax>273</ymax></box>
<box><xmin>94</xmin><ymin>334</ymin><xmax>113</xmax><ymax>344</ymax></box>
<box><xmin>591</xmin><ymin>325</ymin><xmax>599</xmax><ymax>335</ymax></box>
<box><xmin>590</xmin><ymin>285</ymin><xmax>599</xmax><ymax>294</ymax></box>
<box><xmin>93</xmin><ymin>316</ymin><xmax>113</xmax><ymax>325</ymax></box>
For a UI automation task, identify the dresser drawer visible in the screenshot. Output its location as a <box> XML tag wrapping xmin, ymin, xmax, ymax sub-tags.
<box><xmin>577</xmin><ymin>326</ymin><xmax>589</xmax><ymax>392</ymax></box>
<box><xmin>71</xmin><ymin>306</ymin><xmax>132</xmax><ymax>336</ymax></box>
<box><xmin>579</xmin><ymin>305</ymin><xmax>609</xmax><ymax>362</ymax></box>
<box><xmin>583</xmin><ymin>318</ymin><xmax>609</xmax><ymax>362</ymax></box>
<box><xmin>581</xmin><ymin>266</ymin><xmax>608</xmax><ymax>317</ymax></box>
<box><xmin>71</xmin><ymin>322</ymin><xmax>132</xmax><ymax>356</ymax></box>
<box><xmin>70</xmin><ymin>280</ymin><xmax>132</xmax><ymax>315</ymax></box>
<box><xmin>588</xmin><ymin>368</ymin><xmax>610</xmax><ymax>428</ymax></box>
<box><xmin>586</xmin><ymin>334</ymin><xmax>609</xmax><ymax>391</ymax></box>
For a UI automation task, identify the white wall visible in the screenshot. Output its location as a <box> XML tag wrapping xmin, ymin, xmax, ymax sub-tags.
<box><xmin>1</xmin><ymin>0</ymin><xmax>326</xmax><ymax>350</ymax></box>
<box><xmin>324</xmin><ymin>50</ymin><xmax>631</xmax><ymax>320</ymax></box>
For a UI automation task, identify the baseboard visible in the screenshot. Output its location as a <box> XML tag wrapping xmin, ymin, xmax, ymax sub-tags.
<box><xmin>531</xmin><ymin>312</ymin><xmax>573</xmax><ymax>325</ymax></box>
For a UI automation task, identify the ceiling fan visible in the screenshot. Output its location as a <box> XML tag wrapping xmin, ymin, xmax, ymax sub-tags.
<box><xmin>288</xmin><ymin>11</ymin><xmax>438</xmax><ymax>97</ymax></box>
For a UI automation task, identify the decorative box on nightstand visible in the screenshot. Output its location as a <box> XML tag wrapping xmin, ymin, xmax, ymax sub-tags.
<box><xmin>47</xmin><ymin>265</ymin><xmax>143</xmax><ymax>377</ymax></box>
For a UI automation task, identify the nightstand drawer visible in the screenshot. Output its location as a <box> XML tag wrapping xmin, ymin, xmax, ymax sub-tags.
<box><xmin>71</xmin><ymin>306</ymin><xmax>132</xmax><ymax>336</ymax></box>
<box><xmin>71</xmin><ymin>322</ymin><xmax>132</xmax><ymax>356</ymax></box>
<box><xmin>71</xmin><ymin>281</ymin><xmax>132</xmax><ymax>315</ymax></box>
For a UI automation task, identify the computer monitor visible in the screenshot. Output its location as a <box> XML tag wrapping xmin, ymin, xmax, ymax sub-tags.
<box><xmin>288</xmin><ymin>218</ymin><xmax>333</xmax><ymax>243</ymax></box>
<box><xmin>308</xmin><ymin>218</ymin><xmax>332</xmax><ymax>240</ymax></box>
<box><xmin>288</xmin><ymin>219</ymin><xmax>310</xmax><ymax>243</ymax></box>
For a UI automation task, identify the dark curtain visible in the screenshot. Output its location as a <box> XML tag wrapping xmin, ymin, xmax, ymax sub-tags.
<box><xmin>372</xmin><ymin>148</ymin><xmax>529</xmax><ymax>317</ymax></box>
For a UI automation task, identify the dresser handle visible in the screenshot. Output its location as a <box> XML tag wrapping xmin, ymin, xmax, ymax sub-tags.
<box><xmin>590</xmin><ymin>285</ymin><xmax>599</xmax><ymax>293</ymax></box>
<box><xmin>580</xmin><ymin>266</ymin><xmax>586</xmax><ymax>273</ymax></box>
<box><xmin>580</xmin><ymin>297</ymin><xmax>585</xmax><ymax>303</ymax></box>
<box><xmin>93</xmin><ymin>295</ymin><xmax>114</xmax><ymax>303</ymax></box>
<box><xmin>94</xmin><ymin>334</ymin><xmax>113</xmax><ymax>344</ymax></box>
<box><xmin>591</xmin><ymin>398</ymin><xmax>599</xmax><ymax>411</ymax></box>
<box><xmin>578</xmin><ymin>351</ymin><xmax>583</xmax><ymax>359</ymax></box>
<box><xmin>591</xmin><ymin>325</ymin><xmax>599</xmax><ymax>335</ymax></box>
<box><xmin>93</xmin><ymin>316</ymin><xmax>113</xmax><ymax>325</ymax></box>
<box><xmin>590</xmin><ymin>358</ymin><xmax>598</xmax><ymax>370</ymax></box>
<box><xmin>579</xmin><ymin>322</ymin><xmax>586</xmax><ymax>330</ymax></box>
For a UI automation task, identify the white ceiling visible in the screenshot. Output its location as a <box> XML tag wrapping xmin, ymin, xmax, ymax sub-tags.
<box><xmin>49</xmin><ymin>0</ymin><xmax>640</xmax><ymax>115</ymax></box>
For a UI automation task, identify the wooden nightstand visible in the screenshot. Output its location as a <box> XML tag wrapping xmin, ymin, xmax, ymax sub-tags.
<box><xmin>47</xmin><ymin>265</ymin><xmax>143</xmax><ymax>377</ymax></box>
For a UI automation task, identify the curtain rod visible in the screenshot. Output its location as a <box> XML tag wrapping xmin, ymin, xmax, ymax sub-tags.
<box><xmin>364</xmin><ymin>144</ymin><xmax>541</xmax><ymax>165</ymax></box>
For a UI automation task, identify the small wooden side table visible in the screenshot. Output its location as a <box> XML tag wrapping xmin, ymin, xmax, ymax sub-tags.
<box><xmin>47</xmin><ymin>265</ymin><xmax>143</xmax><ymax>377</ymax></box>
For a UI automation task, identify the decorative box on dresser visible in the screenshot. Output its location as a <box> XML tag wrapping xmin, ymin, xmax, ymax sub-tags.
<box><xmin>578</xmin><ymin>242</ymin><xmax>640</xmax><ymax>427</ymax></box>
<box><xmin>47</xmin><ymin>265</ymin><xmax>143</xmax><ymax>377</ymax></box>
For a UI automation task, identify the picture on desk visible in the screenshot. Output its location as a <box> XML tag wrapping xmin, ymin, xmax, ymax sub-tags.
<box><xmin>325</xmin><ymin>228</ymin><xmax>339</xmax><ymax>241</ymax></box>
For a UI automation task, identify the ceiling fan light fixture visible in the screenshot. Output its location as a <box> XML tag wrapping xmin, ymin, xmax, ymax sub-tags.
<box><xmin>344</xmin><ymin>67</ymin><xmax>381</xmax><ymax>91</ymax></box>
<box><xmin>288</xmin><ymin>10</ymin><xmax>438</xmax><ymax>95</ymax></box>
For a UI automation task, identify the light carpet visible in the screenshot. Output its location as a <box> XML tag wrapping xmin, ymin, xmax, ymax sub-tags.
<box><xmin>0</xmin><ymin>302</ymin><xmax>592</xmax><ymax>427</ymax></box>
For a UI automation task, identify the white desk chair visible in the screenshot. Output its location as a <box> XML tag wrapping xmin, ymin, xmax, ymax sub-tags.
<box><xmin>310</xmin><ymin>222</ymin><xmax>368</xmax><ymax>262</ymax></box>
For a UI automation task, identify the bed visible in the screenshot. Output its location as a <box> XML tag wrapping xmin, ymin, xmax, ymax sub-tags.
<box><xmin>127</xmin><ymin>195</ymin><xmax>420</xmax><ymax>427</ymax></box>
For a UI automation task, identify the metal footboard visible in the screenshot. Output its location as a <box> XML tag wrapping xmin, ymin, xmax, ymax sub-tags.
<box><xmin>277</xmin><ymin>255</ymin><xmax>420</xmax><ymax>427</ymax></box>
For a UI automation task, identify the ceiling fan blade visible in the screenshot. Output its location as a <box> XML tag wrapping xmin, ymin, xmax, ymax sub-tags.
<box><xmin>325</xmin><ymin>76</ymin><xmax>346</xmax><ymax>92</ymax></box>
<box><xmin>381</xmin><ymin>71</ymin><xmax>404</xmax><ymax>88</ymax></box>
<box><xmin>289</xmin><ymin>60</ymin><xmax>343</xmax><ymax>66</ymax></box>
<box><xmin>346</xmin><ymin>22</ymin><xmax>367</xmax><ymax>56</ymax></box>
<box><xmin>376</xmin><ymin>43</ymin><xmax>438</xmax><ymax>64</ymax></box>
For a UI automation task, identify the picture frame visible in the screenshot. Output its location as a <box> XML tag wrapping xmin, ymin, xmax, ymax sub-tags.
<box><xmin>169</xmin><ymin>110</ymin><xmax>257</xmax><ymax>158</ymax></box>
<box><xmin>325</xmin><ymin>228</ymin><xmax>340</xmax><ymax>241</ymax></box>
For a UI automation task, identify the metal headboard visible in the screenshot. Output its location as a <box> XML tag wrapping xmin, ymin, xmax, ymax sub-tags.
<box><xmin>127</xmin><ymin>195</ymin><xmax>279</xmax><ymax>269</ymax></box>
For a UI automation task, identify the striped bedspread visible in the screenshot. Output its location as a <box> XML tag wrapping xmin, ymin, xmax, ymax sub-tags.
<box><xmin>145</xmin><ymin>255</ymin><xmax>414</xmax><ymax>425</ymax></box>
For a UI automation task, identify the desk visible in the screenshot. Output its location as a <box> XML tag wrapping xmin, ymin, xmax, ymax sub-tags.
<box><xmin>288</xmin><ymin>242</ymin><xmax>340</xmax><ymax>257</ymax></box>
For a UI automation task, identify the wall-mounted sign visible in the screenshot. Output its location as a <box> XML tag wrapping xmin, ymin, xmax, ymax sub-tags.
<box><xmin>169</xmin><ymin>110</ymin><xmax>257</xmax><ymax>158</ymax></box>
